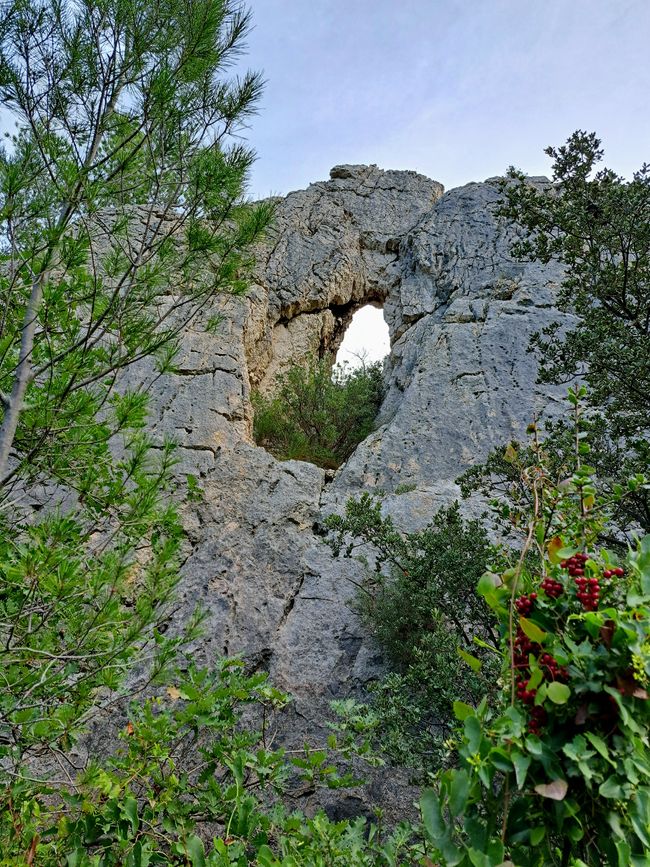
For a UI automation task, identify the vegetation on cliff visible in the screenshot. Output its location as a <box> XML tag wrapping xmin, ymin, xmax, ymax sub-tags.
<box><xmin>499</xmin><ymin>131</ymin><xmax>650</xmax><ymax>535</ymax></box>
<box><xmin>253</xmin><ymin>357</ymin><xmax>385</xmax><ymax>469</ymax></box>
<box><xmin>326</xmin><ymin>499</ymin><xmax>500</xmax><ymax>774</ymax></box>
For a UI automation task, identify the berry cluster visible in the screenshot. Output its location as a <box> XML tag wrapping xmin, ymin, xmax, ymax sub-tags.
<box><xmin>515</xmin><ymin>593</ymin><xmax>537</xmax><ymax>615</ymax></box>
<box><xmin>512</xmin><ymin>629</ymin><xmax>568</xmax><ymax>734</ymax></box>
<box><xmin>603</xmin><ymin>567</ymin><xmax>625</xmax><ymax>580</ymax></box>
<box><xmin>512</xmin><ymin>626</ymin><xmax>538</xmax><ymax>669</ymax></box>
<box><xmin>560</xmin><ymin>552</ymin><xmax>601</xmax><ymax>611</ymax></box>
<box><xmin>512</xmin><ymin>627</ymin><xmax>541</xmax><ymax>730</ymax></box>
<box><xmin>516</xmin><ymin>677</ymin><xmax>537</xmax><ymax>705</ymax></box>
<box><xmin>540</xmin><ymin>576</ymin><xmax>564</xmax><ymax>599</ymax></box>
<box><xmin>539</xmin><ymin>652</ymin><xmax>568</xmax><ymax>682</ymax></box>
<box><xmin>528</xmin><ymin>705</ymin><xmax>548</xmax><ymax>736</ymax></box>
<box><xmin>575</xmin><ymin>576</ymin><xmax>601</xmax><ymax>611</ymax></box>
<box><xmin>561</xmin><ymin>552</ymin><xmax>589</xmax><ymax>576</ymax></box>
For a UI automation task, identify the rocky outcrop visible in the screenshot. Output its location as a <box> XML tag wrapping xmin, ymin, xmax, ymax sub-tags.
<box><xmin>139</xmin><ymin>165</ymin><xmax>569</xmax><ymax>768</ymax></box>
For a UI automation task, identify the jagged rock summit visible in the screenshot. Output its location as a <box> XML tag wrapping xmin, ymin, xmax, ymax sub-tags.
<box><xmin>140</xmin><ymin>164</ymin><xmax>568</xmax><ymax>749</ymax></box>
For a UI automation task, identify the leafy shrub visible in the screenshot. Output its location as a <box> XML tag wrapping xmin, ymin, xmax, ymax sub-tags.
<box><xmin>458</xmin><ymin>414</ymin><xmax>648</xmax><ymax>544</ymax></box>
<box><xmin>1</xmin><ymin>659</ymin><xmax>427</xmax><ymax>865</ymax></box>
<box><xmin>421</xmin><ymin>389</ymin><xmax>650</xmax><ymax>865</ymax></box>
<box><xmin>253</xmin><ymin>357</ymin><xmax>384</xmax><ymax>469</ymax></box>
<box><xmin>498</xmin><ymin>132</ymin><xmax>650</xmax><ymax>534</ymax></box>
<box><xmin>326</xmin><ymin>498</ymin><xmax>501</xmax><ymax>772</ymax></box>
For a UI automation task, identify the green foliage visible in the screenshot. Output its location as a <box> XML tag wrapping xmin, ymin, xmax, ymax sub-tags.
<box><xmin>0</xmin><ymin>0</ymin><xmax>273</xmax><ymax>491</ymax></box>
<box><xmin>499</xmin><ymin>131</ymin><xmax>650</xmax><ymax>531</ymax></box>
<box><xmin>253</xmin><ymin>357</ymin><xmax>385</xmax><ymax>469</ymax></box>
<box><xmin>0</xmin><ymin>436</ymin><xmax>197</xmax><ymax>764</ymax></box>
<box><xmin>2</xmin><ymin>659</ymin><xmax>413</xmax><ymax>865</ymax></box>
<box><xmin>327</xmin><ymin>497</ymin><xmax>501</xmax><ymax>773</ymax></box>
<box><xmin>0</xmin><ymin>0</ymin><xmax>277</xmax><ymax>860</ymax></box>
<box><xmin>421</xmin><ymin>394</ymin><xmax>650</xmax><ymax>865</ymax></box>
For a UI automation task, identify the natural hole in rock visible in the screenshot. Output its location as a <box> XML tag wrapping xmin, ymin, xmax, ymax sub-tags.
<box><xmin>334</xmin><ymin>304</ymin><xmax>390</xmax><ymax>369</ymax></box>
<box><xmin>252</xmin><ymin>304</ymin><xmax>388</xmax><ymax>470</ymax></box>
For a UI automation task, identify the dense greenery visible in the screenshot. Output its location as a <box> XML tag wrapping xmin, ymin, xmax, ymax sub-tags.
<box><xmin>1</xmin><ymin>658</ymin><xmax>424</xmax><ymax>865</ymax></box>
<box><xmin>0</xmin><ymin>0</ymin><xmax>272</xmax><ymax>492</ymax></box>
<box><xmin>498</xmin><ymin>131</ymin><xmax>650</xmax><ymax>533</ymax></box>
<box><xmin>421</xmin><ymin>389</ymin><xmax>650</xmax><ymax>866</ymax></box>
<box><xmin>253</xmin><ymin>357</ymin><xmax>384</xmax><ymax>469</ymax></box>
<box><xmin>0</xmin><ymin>0</ymin><xmax>272</xmax><ymax>860</ymax></box>
<box><xmin>327</xmin><ymin>499</ymin><xmax>501</xmax><ymax>774</ymax></box>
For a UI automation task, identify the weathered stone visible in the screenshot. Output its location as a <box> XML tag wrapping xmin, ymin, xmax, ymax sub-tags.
<box><xmin>132</xmin><ymin>166</ymin><xmax>572</xmax><ymax>812</ymax></box>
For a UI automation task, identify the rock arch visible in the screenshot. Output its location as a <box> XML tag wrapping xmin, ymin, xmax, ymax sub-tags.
<box><xmin>133</xmin><ymin>166</ymin><xmax>570</xmax><ymax>821</ymax></box>
<box><xmin>242</xmin><ymin>164</ymin><xmax>443</xmax><ymax>394</ymax></box>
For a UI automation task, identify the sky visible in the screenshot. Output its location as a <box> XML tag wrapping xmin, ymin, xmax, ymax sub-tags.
<box><xmin>244</xmin><ymin>0</ymin><xmax>650</xmax><ymax>199</ymax></box>
<box><xmin>236</xmin><ymin>0</ymin><xmax>650</xmax><ymax>362</ymax></box>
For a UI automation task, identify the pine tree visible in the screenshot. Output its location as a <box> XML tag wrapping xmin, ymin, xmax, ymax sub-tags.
<box><xmin>0</xmin><ymin>0</ymin><xmax>271</xmax><ymax>778</ymax></box>
<box><xmin>499</xmin><ymin>132</ymin><xmax>650</xmax><ymax>533</ymax></box>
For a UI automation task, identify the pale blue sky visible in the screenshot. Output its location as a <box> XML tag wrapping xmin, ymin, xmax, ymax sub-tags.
<box><xmin>244</xmin><ymin>0</ymin><xmax>650</xmax><ymax>199</ymax></box>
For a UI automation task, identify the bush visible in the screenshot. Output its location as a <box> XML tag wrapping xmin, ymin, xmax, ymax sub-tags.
<box><xmin>326</xmin><ymin>498</ymin><xmax>501</xmax><ymax>773</ymax></box>
<box><xmin>421</xmin><ymin>389</ymin><xmax>650</xmax><ymax>865</ymax></box>
<box><xmin>1</xmin><ymin>659</ymin><xmax>427</xmax><ymax>865</ymax></box>
<box><xmin>253</xmin><ymin>357</ymin><xmax>384</xmax><ymax>469</ymax></box>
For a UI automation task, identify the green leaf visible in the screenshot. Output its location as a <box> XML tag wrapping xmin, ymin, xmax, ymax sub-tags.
<box><xmin>519</xmin><ymin>617</ymin><xmax>547</xmax><ymax>643</ymax></box>
<box><xmin>449</xmin><ymin>769</ymin><xmax>470</xmax><ymax>817</ymax></box>
<box><xmin>421</xmin><ymin>787</ymin><xmax>469</xmax><ymax>865</ymax></box>
<box><xmin>598</xmin><ymin>778</ymin><xmax>625</xmax><ymax>800</ymax></box>
<box><xmin>67</xmin><ymin>850</ymin><xmax>84</xmax><ymax>867</ymax></box>
<box><xmin>512</xmin><ymin>752</ymin><xmax>531</xmax><ymax>789</ymax></box>
<box><xmin>615</xmin><ymin>840</ymin><xmax>631</xmax><ymax>867</ymax></box>
<box><xmin>123</xmin><ymin>797</ymin><xmax>139</xmax><ymax>832</ymax></box>
<box><xmin>530</xmin><ymin>826</ymin><xmax>546</xmax><ymax>845</ymax></box>
<box><xmin>184</xmin><ymin>835</ymin><xmax>206</xmax><ymax>867</ymax></box>
<box><xmin>472</xmin><ymin>635</ymin><xmax>499</xmax><ymax>653</ymax></box>
<box><xmin>556</xmin><ymin>547</ymin><xmax>578</xmax><ymax>559</ymax></box>
<box><xmin>607</xmin><ymin>810</ymin><xmax>625</xmax><ymax>839</ymax></box>
<box><xmin>256</xmin><ymin>845</ymin><xmax>276</xmax><ymax>867</ymax></box>
<box><xmin>546</xmin><ymin>682</ymin><xmax>571</xmax><ymax>704</ymax></box>
<box><xmin>585</xmin><ymin>732</ymin><xmax>611</xmax><ymax>762</ymax></box>
<box><xmin>464</xmin><ymin>715</ymin><xmax>483</xmax><ymax>753</ymax></box>
<box><xmin>457</xmin><ymin>646</ymin><xmax>482</xmax><ymax>672</ymax></box>
<box><xmin>630</xmin><ymin>796</ymin><xmax>650</xmax><ymax>848</ymax></box>
<box><xmin>489</xmin><ymin>747</ymin><xmax>513</xmax><ymax>773</ymax></box>
<box><xmin>421</xmin><ymin>788</ymin><xmax>445</xmax><ymax>840</ymax></box>
<box><xmin>477</xmin><ymin>571</ymin><xmax>502</xmax><ymax>594</ymax></box>
<box><xmin>453</xmin><ymin>700</ymin><xmax>474</xmax><ymax>721</ymax></box>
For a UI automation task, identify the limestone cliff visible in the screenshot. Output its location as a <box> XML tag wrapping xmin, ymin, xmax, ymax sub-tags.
<box><xmin>138</xmin><ymin>164</ymin><xmax>569</xmax><ymax>760</ymax></box>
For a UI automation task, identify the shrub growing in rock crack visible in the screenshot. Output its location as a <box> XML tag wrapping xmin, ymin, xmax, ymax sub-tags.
<box><xmin>253</xmin><ymin>356</ymin><xmax>385</xmax><ymax>469</ymax></box>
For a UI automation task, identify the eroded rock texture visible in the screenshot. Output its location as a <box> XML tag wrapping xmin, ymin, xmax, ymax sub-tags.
<box><xmin>142</xmin><ymin>165</ymin><xmax>568</xmax><ymax>767</ymax></box>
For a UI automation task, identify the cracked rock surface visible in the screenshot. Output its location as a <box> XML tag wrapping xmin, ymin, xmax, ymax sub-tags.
<box><xmin>138</xmin><ymin>165</ymin><xmax>569</xmax><ymax>799</ymax></box>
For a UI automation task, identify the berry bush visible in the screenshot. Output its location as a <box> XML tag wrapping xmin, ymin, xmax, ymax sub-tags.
<box><xmin>421</xmin><ymin>390</ymin><xmax>650</xmax><ymax>866</ymax></box>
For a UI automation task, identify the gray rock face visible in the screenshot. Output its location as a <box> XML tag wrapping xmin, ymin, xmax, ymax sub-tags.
<box><xmin>141</xmin><ymin>165</ymin><xmax>569</xmax><ymax>762</ymax></box>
